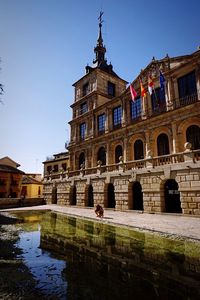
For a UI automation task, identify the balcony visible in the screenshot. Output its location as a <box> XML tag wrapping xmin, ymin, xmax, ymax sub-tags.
<box><xmin>174</xmin><ymin>93</ymin><xmax>198</xmax><ymax>109</ymax></box>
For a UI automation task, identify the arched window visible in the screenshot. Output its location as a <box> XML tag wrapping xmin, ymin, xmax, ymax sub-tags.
<box><xmin>97</xmin><ymin>147</ymin><xmax>106</xmax><ymax>165</ymax></box>
<box><xmin>134</xmin><ymin>139</ymin><xmax>144</xmax><ymax>160</ymax></box>
<box><xmin>79</xmin><ymin>152</ymin><xmax>85</xmax><ymax>169</ymax></box>
<box><xmin>186</xmin><ymin>125</ymin><xmax>200</xmax><ymax>150</ymax></box>
<box><xmin>157</xmin><ymin>133</ymin><xmax>169</xmax><ymax>156</ymax></box>
<box><xmin>115</xmin><ymin>145</ymin><xmax>123</xmax><ymax>163</ymax></box>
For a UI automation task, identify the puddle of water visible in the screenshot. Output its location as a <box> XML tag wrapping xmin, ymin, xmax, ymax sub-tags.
<box><xmin>4</xmin><ymin>210</ymin><xmax>200</xmax><ymax>300</ymax></box>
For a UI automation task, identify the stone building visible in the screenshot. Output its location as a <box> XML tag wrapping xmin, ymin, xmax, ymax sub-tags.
<box><xmin>43</xmin><ymin>15</ymin><xmax>200</xmax><ymax>215</ymax></box>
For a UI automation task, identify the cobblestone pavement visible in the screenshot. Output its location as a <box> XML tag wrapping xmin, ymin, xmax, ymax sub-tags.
<box><xmin>1</xmin><ymin>204</ymin><xmax>200</xmax><ymax>241</ymax></box>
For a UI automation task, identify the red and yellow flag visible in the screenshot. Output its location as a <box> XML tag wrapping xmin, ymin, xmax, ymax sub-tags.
<box><xmin>140</xmin><ymin>78</ymin><xmax>147</xmax><ymax>97</ymax></box>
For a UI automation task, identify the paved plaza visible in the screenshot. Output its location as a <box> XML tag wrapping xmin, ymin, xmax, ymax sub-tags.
<box><xmin>1</xmin><ymin>204</ymin><xmax>200</xmax><ymax>241</ymax></box>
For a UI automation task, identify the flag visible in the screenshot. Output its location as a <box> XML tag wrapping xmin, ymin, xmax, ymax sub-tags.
<box><xmin>130</xmin><ymin>84</ymin><xmax>137</xmax><ymax>101</ymax></box>
<box><xmin>159</xmin><ymin>70</ymin><xmax>166</xmax><ymax>91</ymax></box>
<box><xmin>148</xmin><ymin>75</ymin><xmax>154</xmax><ymax>95</ymax></box>
<box><xmin>140</xmin><ymin>78</ymin><xmax>147</xmax><ymax>97</ymax></box>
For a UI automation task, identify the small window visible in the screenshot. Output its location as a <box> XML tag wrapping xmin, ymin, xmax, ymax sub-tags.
<box><xmin>98</xmin><ymin>114</ymin><xmax>105</xmax><ymax>133</ymax></box>
<box><xmin>115</xmin><ymin>145</ymin><xmax>123</xmax><ymax>163</ymax></box>
<box><xmin>80</xmin><ymin>102</ymin><xmax>88</xmax><ymax>114</ymax></box>
<box><xmin>80</xmin><ymin>122</ymin><xmax>86</xmax><ymax>140</ymax></box>
<box><xmin>178</xmin><ymin>71</ymin><xmax>197</xmax><ymax>99</ymax></box>
<box><xmin>186</xmin><ymin>125</ymin><xmax>200</xmax><ymax>150</ymax></box>
<box><xmin>47</xmin><ymin>166</ymin><xmax>52</xmax><ymax>174</ymax></box>
<box><xmin>157</xmin><ymin>133</ymin><xmax>169</xmax><ymax>156</ymax></box>
<box><xmin>79</xmin><ymin>152</ymin><xmax>85</xmax><ymax>169</ymax></box>
<box><xmin>53</xmin><ymin>165</ymin><xmax>58</xmax><ymax>172</ymax></box>
<box><xmin>134</xmin><ymin>140</ymin><xmax>144</xmax><ymax>160</ymax></box>
<box><xmin>83</xmin><ymin>82</ymin><xmax>89</xmax><ymax>96</ymax></box>
<box><xmin>62</xmin><ymin>163</ymin><xmax>67</xmax><ymax>171</ymax></box>
<box><xmin>113</xmin><ymin>106</ymin><xmax>122</xmax><ymax>129</ymax></box>
<box><xmin>108</xmin><ymin>81</ymin><xmax>115</xmax><ymax>96</ymax></box>
<box><xmin>130</xmin><ymin>97</ymin><xmax>142</xmax><ymax>120</ymax></box>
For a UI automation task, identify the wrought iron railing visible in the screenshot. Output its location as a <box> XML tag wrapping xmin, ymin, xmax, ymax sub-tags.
<box><xmin>174</xmin><ymin>93</ymin><xmax>198</xmax><ymax>109</ymax></box>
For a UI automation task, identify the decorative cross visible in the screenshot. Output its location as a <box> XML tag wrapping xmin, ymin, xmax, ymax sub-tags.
<box><xmin>98</xmin><ymin>11</ymin><xmax>104</xmax><ymax>25</ymax></box>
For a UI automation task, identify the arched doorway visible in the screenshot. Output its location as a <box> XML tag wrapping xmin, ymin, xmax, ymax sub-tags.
<box><xmin>107</xmin><ymin>183</ymin><xmax>115</xmax><ymax>208</ymax></box>
<box><xmin>71</xmin><ymin>186</ymin><xmax>77</xmax><ymax>206</ymax></box>
<box><xmin>186</xmin><ymin>125</ymin><xmax>200</xmax><ymax>150</ymax></box>
<box><xmin>97</xmin><ymin>147</ymin><xmax>106</xmax><ymax>165</ymax></box>
<box><xmin>52</xmin><ymin>186</ymin><xmax>57</xmax><ymax>204</ymax></box>
<box><xmin>131</xmin><ymin>181</ymin><xmax>143</xmax><ymax>210</ymax></box>
<box><xmin>88</xmin><ymin>185</ymin><xmax>94</xmax><ymax>207</ymax></box>
<box><xmin>79</xmin><ymin>152</ymin><xmax>85</xmax><ymax>169</ymax></box>
<box><xmin>164</xmin><ymin>180</ymin><xmax>181</xmax><ymax>213</ymax></box>
<box><xmin>157</xmin><ymin>133</ymin><xmax>169</xmax><ymax>156</ymax></box>
<box><xmin>134</xmin><ymin>139</ymin><xmax>144</xmax><ymax>160</ymax></box>
<box><xmin>115</xmin><ymin>145</ymin><xmax>123</xmax><ymax>163</ymax></box>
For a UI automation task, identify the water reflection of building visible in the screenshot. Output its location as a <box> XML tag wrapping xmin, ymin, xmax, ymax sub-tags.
<box><xmin>40</xmin><ymin>213</ymin><xmax>200</xmax><ymax>300</ymax></box>
<box><xmin>43</xmin><ymin>13</ymin><xmax>200</xmax><ymax>216</ymax></box>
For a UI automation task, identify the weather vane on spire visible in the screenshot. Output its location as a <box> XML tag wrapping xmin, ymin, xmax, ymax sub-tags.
<box><xmin>98</xmin><ymin>11</ymin><xmax>104</xmax><ymax>26</ymax></box>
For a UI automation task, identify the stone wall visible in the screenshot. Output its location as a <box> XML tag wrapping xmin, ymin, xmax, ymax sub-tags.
<box><xmin>0</xmin><ymin>197</ymin><xmax>45</xmax><ymax>209</ymax></box>
<box><xmin>43</xmin><ymin>163</ymin><xmax>200</xmax><ymax>216</ymax></box>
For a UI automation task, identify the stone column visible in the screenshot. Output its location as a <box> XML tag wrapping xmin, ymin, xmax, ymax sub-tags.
<box><xmin>123</xmin><ymin>137</ymin><xmax>127</xmax><ymax>162</ymax></box>
<box><xmin>172</xmin><ymin>122</ymin><xmax>178</xmax><ymax>153</ymax></box>
<box><xmin>121</xmin><ymin>98</ymin><xmax>126</xmax><ymax>127</ymax></box>
<box><xmin>166</xmin><ymin>77</ymin><xmax>174</xmax><ymax>111</ymax></box>
<box><xmin>145</xmin><ymin>129</ymin><xmax>151</xmax><ymax>157</ymax></box>
<box><xmin>105</xmin><ymin>108</ymin><xmax>109</xmax><ymax>133</ymax></box>
<box><xmin>196</xmin><ymin>64</ymin><xmax>200</xmax><ymax>101</ymax></box>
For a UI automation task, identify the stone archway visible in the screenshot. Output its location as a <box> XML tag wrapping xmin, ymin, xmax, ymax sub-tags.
<box><xmin>128</xmin><ymin>181</ymin><xmax>143</xmax><ymax>210</ymax></box>
<box><xmin>164</xmin><ymin>179</ymin><xmax>182</xmax><ymax>213</ymax></box>
<box><xmin>85</xmin><ymin>184</ymin><xmax>94</xmax><ymax>207</ymax></box>
<box><xmin>69</xmin><ymin>185</ymin><xmax>77</xmax><ymax>206</ymax></box>
<box><xmin>104</xmin><ymin>183</ymin><xmax>115</xmax><ymax>208</ymax></box>
<box><xmin>52</xmin><ymin>186</ymin><xmax>57</xmax><ymax>204</ymax></box>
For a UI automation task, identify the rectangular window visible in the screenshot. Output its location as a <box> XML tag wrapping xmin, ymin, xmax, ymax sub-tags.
<box><xmin>80</xmin><ymin>122</ymin><xmax>86</xmax><ymax>140</ymax></box>
<box><xmin>130</xmin><ymin>97</ymin><xmax>142</xmax><ymax>120</ymax></box>
<box><xmin>80</xmin><ymin>102</ymin><xmax>88</xmax><ymax>114</ymax></box>
<box><xmin>108</xmin><ymin>81</ymin><xmax>115</xmax><ymax>96</ymax></box>
<box><xmin>62</xmin><ymin>163</ymin><xmax>67</xmax><ymax>171</ymax></box>
<box><xmin>82</xmin><ymin>82</ymin><xmax>89</xmax><ymax>96</ymax></box>
<box><xmin>151</xmin><ymin>87</ymin><xmax>166</xmax><ymax>113</ymax></box>
<box><xmin>113</xmin><ymin>106</ymin><xmax>122</xmax><ymax>129</ymax></box>
<box><xmin>53</xmin><ymin>165</ymin><xmax>58</xmax><ymax>172</ymax></box>
<box><xmin>178</xmin><ymin>71</ymin><xmax>197</xmax><ymax>99</ymax></box>
<box><xmin>98</xmin><ymin>114</ymin><xmax>105</xmax><ymax>133</ymax></box>
<box><xmin>47</xmin><ymin>166</ymin><xmax>52</xmax><ymax>174</ymax></box>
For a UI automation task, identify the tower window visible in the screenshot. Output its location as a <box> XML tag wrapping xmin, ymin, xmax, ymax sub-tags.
<box><xmin>82</xmin><ymin>82</ymin><xmax>89</xmax><ymax>96</ymax></box>
<box><xmin>98</xmin><ymin>114</ymin><xmax>105</xmax><ymax>133</ymax></box>
<box><xmin>80</xmin><ymin>122</ymin><xmax>86</xmax><ymax>140</ymax></box>
<box><xmin>80</xmin><ymin>102</ymin><xmax>88</xmax><ymax>114</ymax></box>
<box><xmin>108</xmin><ymin>81</ymin><xmax>115</xmax><ymax>96</ymax></box>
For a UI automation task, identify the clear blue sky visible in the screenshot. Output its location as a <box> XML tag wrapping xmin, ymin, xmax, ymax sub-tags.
<box><xmin>0</xmin><ymin>0</ymin><xmax>200</xmax><ymax>174</ymax></box>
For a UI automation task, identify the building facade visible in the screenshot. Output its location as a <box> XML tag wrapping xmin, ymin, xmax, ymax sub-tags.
<box><xmin>43</xmin><ymin>16</ymin><xmax>200</xmax><ymax>215</ymax></box>
<box><xmin>21</xmin><ymin>173</ymin><xmax>43</xmax><ymax>199</ymax></box>
<box><xmin>0</xmin><ymin>156</ymin><xmax>24</xmax><ymax>198</ymax></box>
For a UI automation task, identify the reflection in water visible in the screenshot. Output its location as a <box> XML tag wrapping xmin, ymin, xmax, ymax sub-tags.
<box><xmin>10</xmin><ymin>211</ymin><xmax>200</xmax><ymax>300</ymax></box>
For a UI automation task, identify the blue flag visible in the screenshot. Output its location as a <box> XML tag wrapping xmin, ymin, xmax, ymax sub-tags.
<box><xmin>159</xmin><ymin>71</ymin><xmax>166</xmax><ymax>91</ymax></box>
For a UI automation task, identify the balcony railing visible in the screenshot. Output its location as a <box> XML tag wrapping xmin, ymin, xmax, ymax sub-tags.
<box><xmin>44</xmin><ymin>149</ymin><xmax>200</xmax><ymax>182</ymax></box>
<box><xmin>174</xmin><ymin>93</ymin><xmax>198</xmax><ymax>109</ymax></box>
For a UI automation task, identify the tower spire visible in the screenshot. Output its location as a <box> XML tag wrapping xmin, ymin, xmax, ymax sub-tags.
<box><xmin>93</xmin><ymin>11</ymin><xmax>107</xmax><ymax>66</ymax></box>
